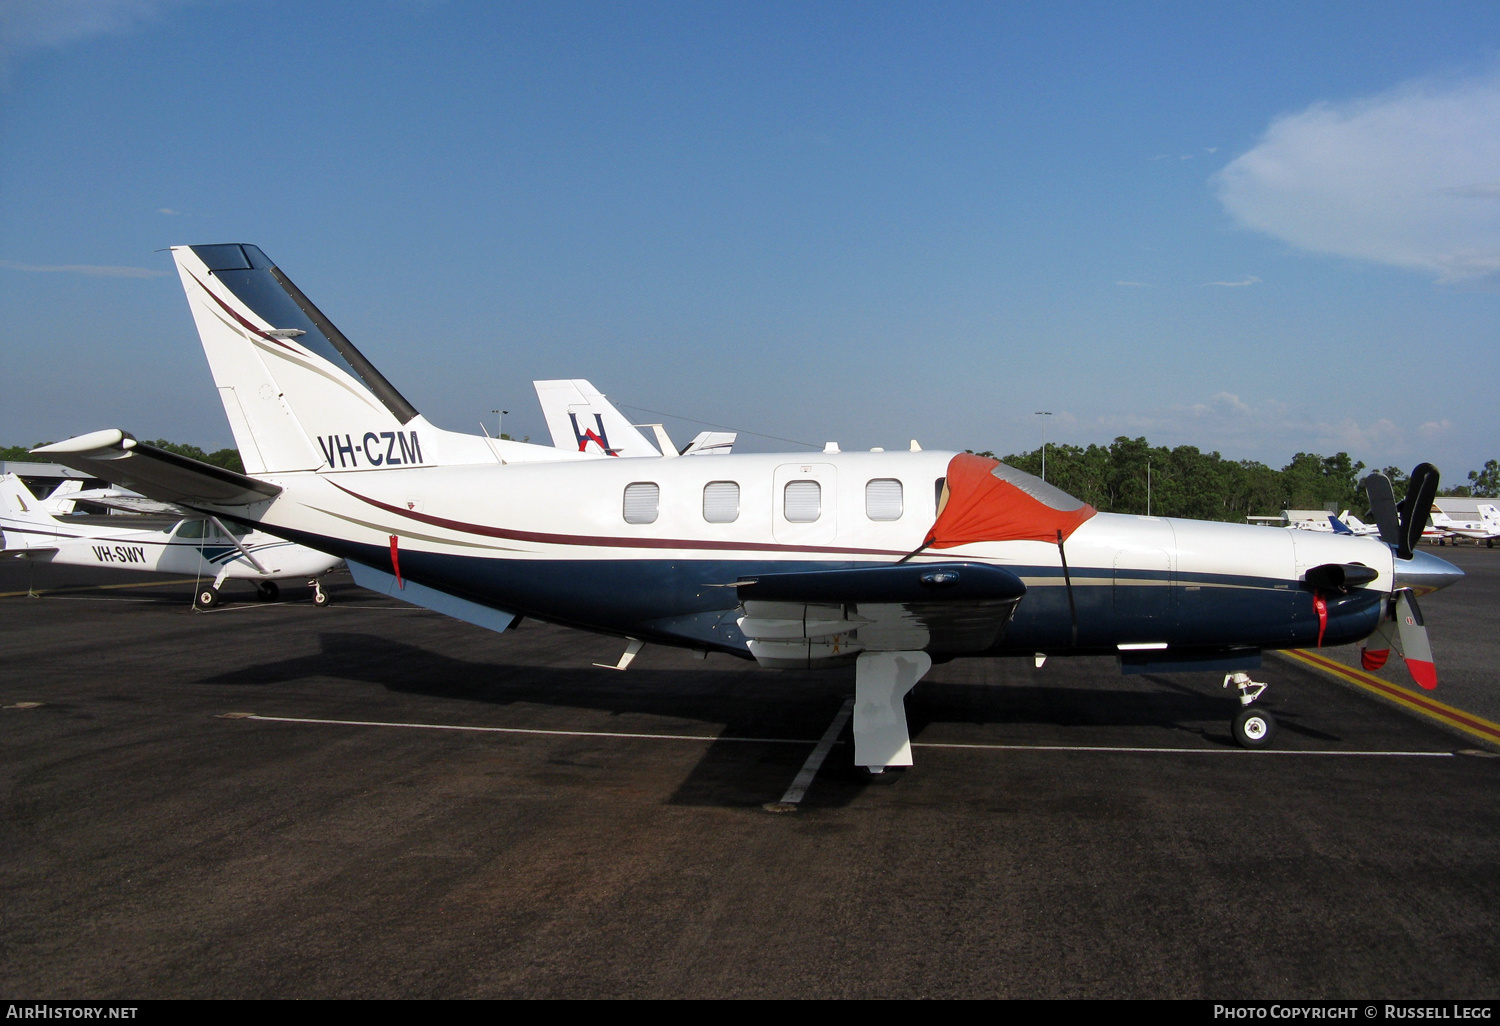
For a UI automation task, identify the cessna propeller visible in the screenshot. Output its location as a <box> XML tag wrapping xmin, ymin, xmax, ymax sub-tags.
<box><xmin>1359</xmin><ymin>463</ymin><xmax>1447</xmax><ymax>689</ymax></box>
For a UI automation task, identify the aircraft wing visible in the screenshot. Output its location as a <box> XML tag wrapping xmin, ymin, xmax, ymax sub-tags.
<box><xmin>734</xmin><ymin>562</ymin><xmax>1027</xmax><ymax>667</ymax></box>
<box><xmin>32</xmin><ymin>430</ymin><xmax>280</xmax><ymax>508</ymax></box>
<box><xmin>70</xmin><ymin>491</ymin><xmax>190</xmax><ymax>516</ymax></box>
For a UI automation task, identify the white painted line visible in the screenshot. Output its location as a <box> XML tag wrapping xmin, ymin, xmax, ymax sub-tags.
<box><xmin>912</xmin><ymin>741</ymin><xmax>1453</xmax><ymax>757</ymax></box>
<box><xmin>769</xmin><ymin>698</ymin><xmax>855</xmax><ymax>811</ymax></box>
<box><xmin>229</xmin><ymin>713</ymin><xmax>824</xmax><ymax>746</ymax></box>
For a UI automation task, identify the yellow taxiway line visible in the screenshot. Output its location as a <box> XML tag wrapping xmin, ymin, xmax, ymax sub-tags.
<box><xmin>1278</xmin><ymin>648</ymin><xmax>1500</xmax><ymax>748</ymax></box>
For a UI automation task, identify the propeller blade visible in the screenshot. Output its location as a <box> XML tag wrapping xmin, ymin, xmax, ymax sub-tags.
<box><xmin>1364</xmin><ymin>472</ymin><xmax>1401</xmax><ymax>549</ymax></box>
<box><xmin>1396</xmin><ymin>463</ymin><xmax>1440</xmax><ymax>561</ymax></box>
<box><xmin>1394</xmin><ymin>589</ymin><xmax>1437</xmax><ymax>690</ymax></box>
<box><xmin>1360</xmin><ymin>618</ymin><xmax>1396</xmax><ymax>671</ymax></box>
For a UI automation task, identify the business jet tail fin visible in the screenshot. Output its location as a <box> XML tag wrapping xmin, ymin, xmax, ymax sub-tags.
<box><xmin>533</xmin><ymin>379</ymin><xmax>661</xmax><ymax>457</ymax></box>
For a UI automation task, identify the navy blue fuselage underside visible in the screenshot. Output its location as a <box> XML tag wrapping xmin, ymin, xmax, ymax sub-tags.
<box><xmin>263</xmin><ymin>525</ymin><xmax>1385</xmax><ymax>661</ymax></box>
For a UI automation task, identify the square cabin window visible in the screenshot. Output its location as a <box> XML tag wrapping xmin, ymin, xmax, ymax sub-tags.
<box><xmin>623</xmin><ymin>482</ymin><xmax>660</xmax><ymax>524</ymax></box>
<box><xmin>784</xmin><ymin>480</ymin><xmax>821</xmax><ymax>523</ymax></box>
<box><xmin>865</xmin><ymin>479</ymin><xmax>903</xmax><ymax>521</ymax></box>
<box><xmin>703</xmin><ymin>481</ymin><xmax>740</xmax><ymax>523</ymax></box>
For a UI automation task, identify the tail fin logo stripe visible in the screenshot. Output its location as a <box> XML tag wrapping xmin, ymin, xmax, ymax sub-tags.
<box><xmin>189</xmin><ymin>271</ymin><xmax>299</xmax><ymax>353</ymax></box>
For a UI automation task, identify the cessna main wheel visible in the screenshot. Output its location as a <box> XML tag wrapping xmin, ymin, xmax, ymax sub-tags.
<box><xmin>197</xmin><ymin>587</ymin><xmax>220</xmax><ymax>609</ymax></box>
<box><xmin>1232</xmin><ymin>706</ymin><xmax>1276</xmax><ymax>749</ymax></box>
<box><xmin>255</xmin><ymin>581</ymin><xmax>279</xmax><ymax>602</ymax></box>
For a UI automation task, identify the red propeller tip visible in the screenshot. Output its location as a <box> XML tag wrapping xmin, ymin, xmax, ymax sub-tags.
<box><xmin>1406</xmin><ymin>659</ymin><xmax>1437</xmax><ymax>690</ymax></box>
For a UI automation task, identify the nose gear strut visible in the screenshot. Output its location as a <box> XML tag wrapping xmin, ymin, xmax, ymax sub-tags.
<box><xmin>1223</xmin><ymin>671</ymin><xmax>1276</xmax><ymax>749</ymax></box>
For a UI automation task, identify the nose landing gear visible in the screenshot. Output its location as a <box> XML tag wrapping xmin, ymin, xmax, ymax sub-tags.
<box><xmin>1224</xmin><ymin>671</ymin><xmax>1277</xmax><ymax>748</ymax></box>
<box><xmin>310</xmin><ymin>579</ymin><xmax>329</xmax><ymax>607</ymax></box>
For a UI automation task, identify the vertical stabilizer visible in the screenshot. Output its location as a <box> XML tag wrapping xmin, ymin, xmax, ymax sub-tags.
<box><xmin>533</xmin><ymin>379</ymin><xmax>661</xmax><ymax>458</ymax></box>
<box><xmin>171</xmin><ymin>244</ymin><xmax>446</xmax><ymax>474</ymax></box>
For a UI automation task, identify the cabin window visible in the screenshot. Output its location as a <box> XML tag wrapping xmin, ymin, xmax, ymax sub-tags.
<box><xmin>623</xmin><ymin>482</ymin><xmax>660</xmax><ymax>524</ymax></box>
<box><xmin>175</xmin><ymin>519</ymin><xmax>206</xmax><ymax>538</ymax></box>
<box><xmin>703</xmin><ymin>481</ymin><xmax>740</xmax><ymax>523</ymax></box>
<box><xmin>935</xmin><ymin>477</ymin><xmax>948</xmax><ymax>515</ymax></box>
<box><xmin>865</xmin><ymin>479</ymin><xmax>903</xmax><ymax>521</ymax></box>
<box><xmin>784</xmin><ymin>480</ymin><xmax>821</xmax><ymax>523</ymax></box>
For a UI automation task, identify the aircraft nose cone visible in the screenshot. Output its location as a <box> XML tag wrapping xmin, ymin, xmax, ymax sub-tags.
<box><xmin>1394</xmin><ymin>549</ymin><xmax>1465</xmax><ymax>595</ymax></box>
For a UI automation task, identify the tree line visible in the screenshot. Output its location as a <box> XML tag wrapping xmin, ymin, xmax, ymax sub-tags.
<box><xmin>2</xmin><ymin>441</ymin><xmax>244</xmax><ymax>474</ymax></box>
<box><xmin>973</xmin><ymin>438</ymin><xmax>1499</xmax><ymax>523</ymax></box>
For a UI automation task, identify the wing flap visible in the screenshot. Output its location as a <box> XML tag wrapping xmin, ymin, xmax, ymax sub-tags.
<box><xmin>32</xmin><ymin>430</ymin><xmax>280</xmax><ymax>507</ymax></box>
<box><xmin>735</xmin><ymin>562</ymin><xmax>1026</xmax><ymax>667</ymax></box>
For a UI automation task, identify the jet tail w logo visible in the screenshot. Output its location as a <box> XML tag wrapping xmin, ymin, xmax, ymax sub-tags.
<box><xmin>568</xmin><ymin>413</ymin><xmax>619</xmax><ymax>456</ymax></box>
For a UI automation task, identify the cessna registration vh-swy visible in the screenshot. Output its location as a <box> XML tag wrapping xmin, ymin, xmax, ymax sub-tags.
<box><xmin>1</xmin><ymin>472</ymin><xmax>341</xmax><ymax>605</ymax></box>
<box><xmin>36</xmin><ymin>244</ymin><xmax>1466</xmax><ymax>771</ymax></box>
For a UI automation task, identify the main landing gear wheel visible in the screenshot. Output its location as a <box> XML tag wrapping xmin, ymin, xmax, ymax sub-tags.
<box><xmin>1232</xmin><ymin>706</ymin><xmax>1276</xmax><ymax>749</ymax></box>
<box><xmin>197</xmin><ymin>587</ymin><xmax>221</xmax><ymax>609</ymax></box>
<box><xmin>255</xmin><ymin>581</ymin><xmax>279</xmax><ymax>602</ymax></box>
<box><xmin>310</xmin><ymin>580</ymin><xmax>329</xmax><ymax>607</ymax></box>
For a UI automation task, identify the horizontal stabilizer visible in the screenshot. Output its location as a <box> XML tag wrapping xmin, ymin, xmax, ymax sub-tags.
<box><xmin>32</xmin><ymin>430</ymin><xmax>280</xmax><ymax>508</ymax></box>
<box><xmin>681</xmin><ymin>431</ymin><xmax>736</xmax><ymax>456</ymax></box>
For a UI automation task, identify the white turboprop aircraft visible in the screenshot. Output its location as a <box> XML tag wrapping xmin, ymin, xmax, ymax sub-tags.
<box><xmin>533</xmin><ymin>378</ymin><xmax>735</xmax><ymax>457</ymax></box>
<box><xmin>34</xmin><ymin>244</ymin><xmax>1466</xmax><ymax>771</ymax></box>
<box><xmin>0</xmin><ymin>472</ymin><xmax>342</xmax><ymax>606</ymax></box>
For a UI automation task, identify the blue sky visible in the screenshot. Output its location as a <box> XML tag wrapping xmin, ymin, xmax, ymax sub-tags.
<box><xmin>2</xmin><ymin>1</ymin><xmax>1498</xmax><ymax>481</ymax></box>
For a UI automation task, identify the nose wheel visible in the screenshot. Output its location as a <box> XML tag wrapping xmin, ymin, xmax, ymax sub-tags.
<box><xmin>1224</xmin><ymin>671</ymin><xmax>1276</xmax><ymax>749</ymax></box>
<box><xmin>1232</xmin><ymin>706</ymin><xmax>1277</xmax><ymax>748</ymax></box>
<box><xmin>310</xmin><ymin>579</ymin><xmax>329</xmax><ymax>607</ymax></box>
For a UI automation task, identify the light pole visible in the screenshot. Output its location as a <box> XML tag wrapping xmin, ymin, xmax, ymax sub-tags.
<box><xmin>1035</xmin><ymin>411</ymin><xmax>1053</xmax><ymax>483</ymax></box>
<box><xmin>492</xmin><ymin>409</ymin><xmax>508</xmax><ymax>438</ymax></box>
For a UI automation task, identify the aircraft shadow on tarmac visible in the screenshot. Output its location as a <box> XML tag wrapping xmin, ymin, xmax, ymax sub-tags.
<box><xmin>196</xmin><ymin>631</ymin><xmax>1343</xmax><ymax>808</ymax></box>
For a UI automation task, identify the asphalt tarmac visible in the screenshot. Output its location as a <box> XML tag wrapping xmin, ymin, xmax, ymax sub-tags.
<box><xmin>1</xmin><ymin>553</ymin><xmax>1497</xmax><ymax>999</ymax></box>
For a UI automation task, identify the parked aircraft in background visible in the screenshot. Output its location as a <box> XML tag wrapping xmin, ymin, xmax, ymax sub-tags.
<box><xmin>0</xmin><ymin>472</ymin><xmax>342</xmax><ymax>606</ymax></box>
<box><xmin>34</xmin><ymin>243</ymin><xmax>1466</xmax><ymax>772</ymax></box>
<box><xmin>1329</xmin><ymin>513</ymin><xmax>1381</xmax><ymax>537</ymax></box>
<box><xmin>1432</xmin><ymin>502</ymin><xmax>1500</xmax><ymax>548</ymax></box>
<box><xmin>533</xmin><ymin>378</ymin><xmax>736</xmax><ymax>457</ymax></box>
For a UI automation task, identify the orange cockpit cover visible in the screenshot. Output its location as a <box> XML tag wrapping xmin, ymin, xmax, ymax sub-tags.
<box><xmin>925</xmin><ymin>453</ymin><xmax>1096</xmax><ymax>548</ymax></box>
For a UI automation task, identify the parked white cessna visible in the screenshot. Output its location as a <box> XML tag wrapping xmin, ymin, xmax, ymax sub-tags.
<box><xmin>34</xmin><ymin>244</ymin><xmax>1466</xmax><ymax>771</ymax></box>
<box><xmin>0</xmin><ymin>472</ymin><xmax>342</xmax><ymax>606</ymax></box>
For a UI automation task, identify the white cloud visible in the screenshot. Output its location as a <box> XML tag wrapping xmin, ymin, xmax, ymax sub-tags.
<box><xmin>156</xmin><ymin>207</ymin><xmax>181</xmax><ymax>215</ymax></box>
<box><xmin>1203</xmin><ymin>276</ymin><xmax>1261</xmax><ymax>287</ymax></box>
<box><xmin>0</xmin><ymin>1</ymin><xmax>181</xmax><ymax>65</ymax></box>
<box><xmin>1115</xmin><ymin>280</ymin><xmax>1151</xmax><ymax>287</ymax></box>
<box><xmin>1216</xmin><ymin>71</ymin><xmax>1500</xmax><ymax>286</ymax></box>
<box><xmin>0</xmin><ymin>259</ymin><xmax>165</xmax><ymax>278</ymax></box>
